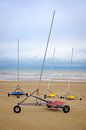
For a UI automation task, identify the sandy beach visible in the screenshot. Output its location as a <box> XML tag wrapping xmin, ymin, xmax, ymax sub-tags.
<box><xmin>0</xmin><ymin>80</ymin><xmax>86</xmax><ymax>130</ymax></box>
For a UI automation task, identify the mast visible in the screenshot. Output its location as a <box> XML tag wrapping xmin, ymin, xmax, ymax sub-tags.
<box><xmin>48</xmin><ymin>48</ymin><xmax>55</xmax><ymax>90</ymax></box>
<box><xmin>38</xmin><ymin>10</ymin><xmax>55</xmax><ymax>88</ymax></box>
<box><xmin>67</xmin><ymin>47</ymin><xmax>74</xmax><ymax>92</ymax></box>
<box><xmin>17</xmin><ymin>39</ymin><xmax>20</xmax><ymax>87</ymax></box>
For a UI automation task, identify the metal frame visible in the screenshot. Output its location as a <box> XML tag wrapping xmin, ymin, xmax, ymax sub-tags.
<box><xmin>13</xmin><ymin>89</ymin><xmax>70</xmax><ymax>113</ymax></box>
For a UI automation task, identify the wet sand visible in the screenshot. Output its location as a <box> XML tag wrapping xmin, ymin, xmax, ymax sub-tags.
<box><xmin>0</xmin><ymin>81</ymin><xmax>86</xmax><ymax>130</ymax></box>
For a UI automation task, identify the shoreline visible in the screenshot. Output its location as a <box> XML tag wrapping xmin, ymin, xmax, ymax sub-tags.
<box><xmin>0</xmin><ymin>79</ymin><xmax>86</xmax><ymax>82</ymax></box>
<box><xmin>0</xmin><ymin>71</ymin><xmax>86</xmax><ymax>82</ymax></box>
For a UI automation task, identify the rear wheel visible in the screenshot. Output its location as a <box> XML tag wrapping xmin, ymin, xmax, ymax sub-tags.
<box><xmin>60</xmin><ymin>96</ymin><xmax>64</xmax><ymax>99</ymax></box>
<box><xmin>13</xmin><ymin>105</ymin><xmax>21</xmax><ymax>113</ymax></box>
<box><xmin>63</xmin><ymin>105</ymin><xmax>70</xmax><ymax>113</ymax></box>
<box><xmin>44</xmin><ymin>94</ymin><xmax>47</xmax><ymax>99</ymax></box>
<box><xmin>46</xmin><ymin>105</ymin><xmax>51</xmax><ymax>108</ymax></box>
<box><xmin>26</xmin><ymin>93</ymin><xmax>28</xmax><ymax>97</ymax></box>
<box><xmin>17</xmin><ymin>95</ymin><xmax>20</xmax><ymax>98</ymax></box>
<box><xmin>8</xmin><ymin>93</ymin><xmax>10</xmax><ymax>97</ymax></box>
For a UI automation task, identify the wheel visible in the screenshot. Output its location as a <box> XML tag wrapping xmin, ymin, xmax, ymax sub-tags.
<box><xmin>46</xmin><ymin>105</ymin><xmax>51</xmax><ymax>108</ymax></box>
<box><xmin>26</xmin><ymin>93</ymin><xmax>28</xmax><ymax>97</ymax></box>
<box><xmin>17</xmin><ymin>95</ymin><xmax>20</xmax><ymax>98</ymax></box>
<box><xmin>60</xmin><ymin>96</ymin><xmax>64</xmax><ymax>99</ymax></box>
<box><xmin>8</xmin><ymin>93</ymin><xmax>10</xmax><ymax>97</ymax></box>
<box><xmin>80</xmin><ymin>98</ymin><xmax>82</xmax><ymax>100</ymax></box>
<box><xmin>44</xmin><ymin>94</ymin><xmax>47</xmax><ymax>99</ymax></box>
<box><xmin>13</xmin><ymin>105</ymin><xmax>21</xmax><ymax>113</ymax></box>
<box><xmin>63</xmin><ymin>105</ymin><xmax>70</xmax><ymax>113</ymax></box>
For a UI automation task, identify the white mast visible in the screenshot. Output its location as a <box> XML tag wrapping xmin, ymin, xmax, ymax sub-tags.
<box><xmin>67</xmin><ymin>47</ymin><xmax>74</xmax><ymax>92</ymax></box>
<box><xmin>38</xmin><ymin>10</ymin><xmax>55</xmax><ymax>88</ymax></box>
<box><xmin>48</xmin><ymin>48</ymin><xmax>55</xmax><ymax>90</ymax></box>
<box><xmin>17</xmin><ymin>39</ymin><xmax>20</xmax><ymax>87</ymax></box>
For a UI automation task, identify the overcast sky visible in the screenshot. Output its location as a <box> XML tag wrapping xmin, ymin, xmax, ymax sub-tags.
<box><xmin>0</xmin><ymin>0</ymin><xmax>86</xmax><ymax>62</ymax></box>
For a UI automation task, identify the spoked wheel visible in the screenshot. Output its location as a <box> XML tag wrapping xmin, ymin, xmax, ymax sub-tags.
<box><xmin>13</xmin><ymin>105</ymin><xmax>21</xmax><ymax>113</ymax></box>
<box><xmin>63</xmin><ymin>105</ymin><xmax>70</xmax><ymax>113</ymax></box>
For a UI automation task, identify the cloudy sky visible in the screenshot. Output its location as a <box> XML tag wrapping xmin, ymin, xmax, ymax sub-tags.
<box><xmin>0</xmin><ymin>0</ymin><xmax>86</xmax><ymax>63</ymax></box>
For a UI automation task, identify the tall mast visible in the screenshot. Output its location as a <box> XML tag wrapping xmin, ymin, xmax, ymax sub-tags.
<box><xmin>39</xmin><ymin>10</ymin><xmax>55</xmax><ymax>88</ymax></box>
<box><xmin>48</xmin><ymin>48</ymin><xmax>55</xmax><ymax>90</ymax></box>
<box><xmin>17</xmin><ymin>39</ymin><xmax>19</xmax><ymax>87</ymax></box>
<box><xmin>67</xmin><ymin>47</ymin><xmax>74</xmax><ymax>92</ymax></box>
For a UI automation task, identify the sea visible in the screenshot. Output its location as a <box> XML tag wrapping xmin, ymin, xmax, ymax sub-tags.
<box><xmin>0</xmin><ymin>63</ymin><xmax>86</xmax><ymax>82</ymax></box>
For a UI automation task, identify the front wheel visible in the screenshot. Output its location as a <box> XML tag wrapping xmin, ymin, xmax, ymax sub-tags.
<box><xmin>63</xmin><ymin>105</ymin><xmax>70</xmax><ymax>113</ymax></box>
<box><xmin>13</xmin><ymin>105</ymin><xmax>21</xmax><ymax>113</ymax></box>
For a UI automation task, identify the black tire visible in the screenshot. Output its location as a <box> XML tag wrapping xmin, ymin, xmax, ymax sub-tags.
<box><xmin>26</xmin><ymin>93</ymin><xmax>28</xmax><ymax>97</ymax></box>
<box><xmin>60</xmin><ymin>96</ymin><xmax>64</xmax><ymax>99</ymax></box>
<box><xmin>46</xmin><ymin>105</ymin><xmax>51</xmax><ymax>108</ymax></box>
<box><xmin>44</xmin><ymin>94</ymin><xmax>47</xmax><ymax>99</ymax></box>
<box><xmin>80</xmin><ymin>98</ymin><xmax>82</xmax><ymax>100</ymax></box>
<box><xmin>8</xmin><ymin>93</ymin><xmax>10</xmax><ymax>97</ymax></box>
<box><xmin>17</xmin><ymin>95</ymin><xmax>20</xmax><ymax>98</ymax></box>
<box><xmin>13</xmin><ymin>105</ymin><xmax>21</xmax><ymax>113</ymax></box>
<box><xmin>63</xmin><ymin>105</ymin><xmax>70</xmax><ymax>113</ymax></box>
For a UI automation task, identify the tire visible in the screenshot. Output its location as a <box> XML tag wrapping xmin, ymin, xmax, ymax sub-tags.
<box><xmin>60</xmin><ymin>96</ymin><xmax>64</xmax><ymax>99</ymax></box>
<box><xmin>13</xmin><ymin>105</ymin><xmax>21</xmax><ymax>113</ymax></box>
<box><xmin>17</xmin><ymin>95</ymin><xmax>20</xmax><ymax>98</ymax></box>
<box><xmin>46</xmin><ymin>105</ymin><xmax>51</xmax><ymax>108</ymax></box>
<box><xmin>63</xmin><ymin>105</ymin><xmax>70</xmax><ymax>113</ymax></box>
<box><xmin>44</xmin><ymin>94</ymin><xmax>47</xmax><ymax>99</ymax></box>
<box><xmin>26</xmin><ymin>93</ymin><xmax>28</xmax><ymax>97</ymax></box>
<box><xmin>8</xmin><ymin>93</ymin><xmax>10</xmax><ymax>97</ymax></box>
